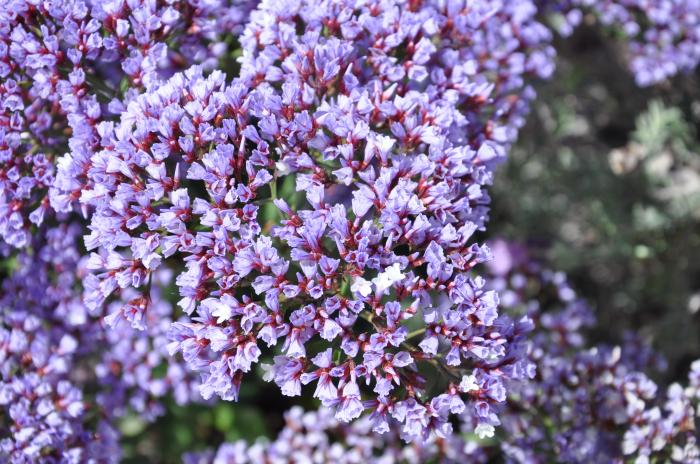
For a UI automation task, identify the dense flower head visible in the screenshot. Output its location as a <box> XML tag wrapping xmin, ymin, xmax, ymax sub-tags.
<box><xmin>0</xmin><ymin>0</ymin><xmax>256</xmax><ymax>248</ymax></box>
<box><xmin>73</xmin><ymin>0</ymin><xmax>560</xmax><ymax>440</ymax></box>
<box><xmin>2</xmin><ymin>0</ymin><xmax>700</xmax><ymax>460</ymax></box>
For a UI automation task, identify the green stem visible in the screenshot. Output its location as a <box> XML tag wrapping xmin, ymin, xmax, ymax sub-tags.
<box><xmin>271</xmin><ymin>172</ymin><xmax>277</xmax><ymax>200</ymax></box>
<box><xmin>406</xmin><ymin>327</ymin><xmax>426</xmax><ymax>340</ymax></box>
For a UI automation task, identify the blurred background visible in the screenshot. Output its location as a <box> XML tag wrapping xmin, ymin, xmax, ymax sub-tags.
<box><xmin>119</xmin><ymin>23</ymin><xmax>700</xmax><ymax>463</ymax></box>
<box><xmin>490</xmin><ymin>25</ymin><xmax>700</xmax><ymax>376</ymax></box>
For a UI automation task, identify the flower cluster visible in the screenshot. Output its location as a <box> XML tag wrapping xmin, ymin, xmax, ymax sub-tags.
<box><xmin>545</xmin><ymin>0</ymin><xmax>700</xmax><ymax>86</ymax></box>
<box><xmin>74</xmin><ymin>0</ymin><xmax>559</xmax><ymax>440</ymax></box>
<box><xmin>0</xmin><ymin>225</ymin><xmax>118</xmax><ymax>461</ymax></box>
<box><xmin>487</xmin><ymin>240</ymin><xmax>700</xmax><ymax>463</ymax></box>
<box><xmin>3</xmin><ymin>0</ymin><xmax>700</xmax><ymax>460</ymax></box>
<box><xmin>0</xmin><ymin>0</ymin><xmax>255</xmax><ymax>248</ymax></box>
<box><xmin>183</xmin><ymin>405</ymin><xmax>488</xmax><ymax>464</ymax></box>
<box><xmin>0</xmin><ymin>224</ymin><xmax>199</xmax><ymax>462</ymax></box>
<box><xmin>98</xmin><ymin>268</ymin><xmax>202</xmax><ymax>422</ymax></box>
<box><xmin>187</xmin><ymin>241</ymin><xmax>700</xmax><ymax>463</ymax></box>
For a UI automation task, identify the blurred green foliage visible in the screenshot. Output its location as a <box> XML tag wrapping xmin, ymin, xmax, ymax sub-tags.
<box><xmin>119</xmin><ymin>381</ymin><xmax>302</xmax><ymax>462</ymax></box>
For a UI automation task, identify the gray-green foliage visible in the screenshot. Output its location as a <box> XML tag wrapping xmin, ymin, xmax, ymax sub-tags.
<box><xmin>626</xmin><ymin>100</ymin><xmax>700</xmax><ymax>225</ymax></box>
<box><xmin>489</xmin><ymin>44</ymin><xmax>700</xmax><ymax>370</ymax></box>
